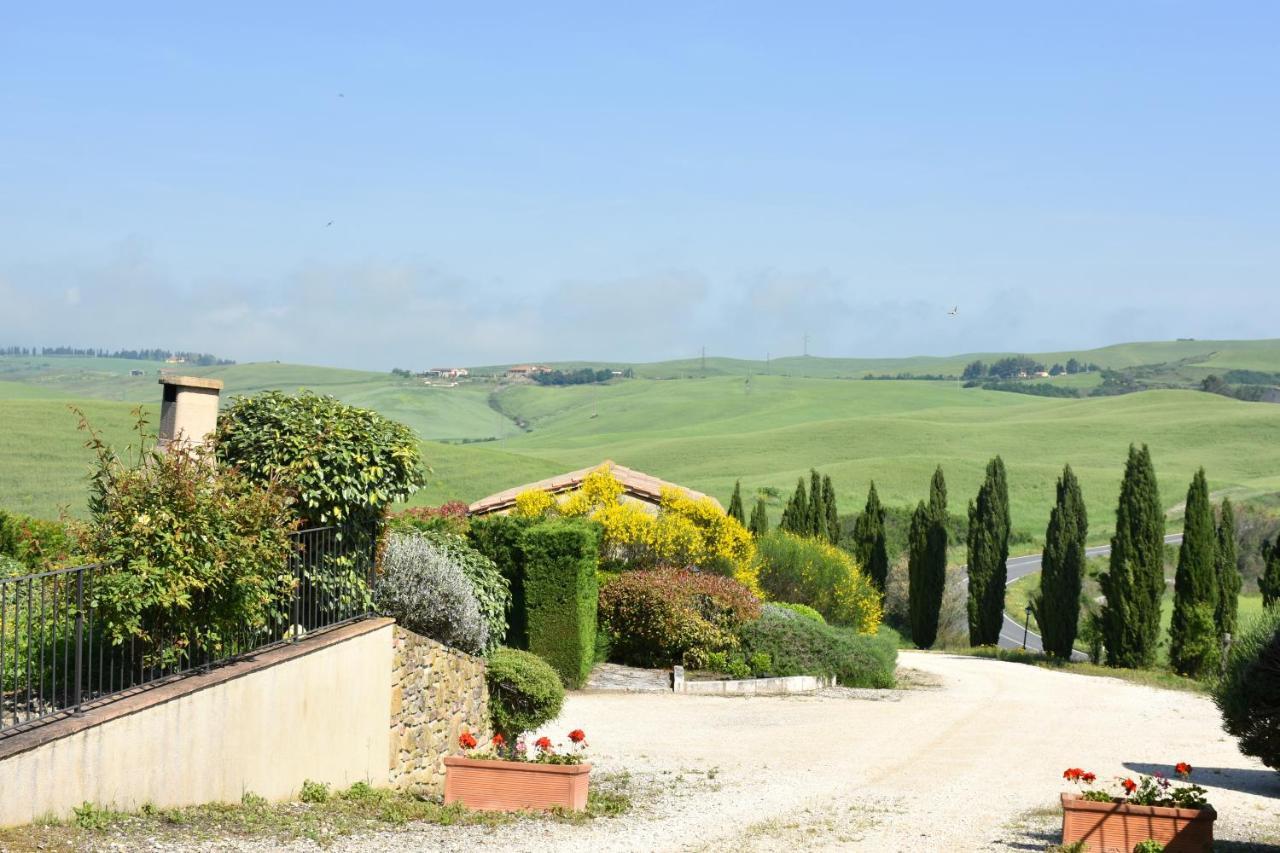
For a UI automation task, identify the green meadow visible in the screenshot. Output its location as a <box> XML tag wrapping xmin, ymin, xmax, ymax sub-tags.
<box><xmin>3</xmin><ymin>339</ymin><xmax>1280</xmax><ymax>543</ymax></box>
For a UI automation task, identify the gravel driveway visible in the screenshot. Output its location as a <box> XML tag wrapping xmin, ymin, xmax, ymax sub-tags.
<box><xmin>189</xmin><ymin>652</ymin><xmax>1280</xmax><ymax>852</ymax></box>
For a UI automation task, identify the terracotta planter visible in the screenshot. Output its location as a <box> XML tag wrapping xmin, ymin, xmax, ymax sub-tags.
<box><xmin>1061</xmin><ymin>793</ymin><xmax>1215</xmax><ymax>853</ymax></box>
<box><xmin>443</xmin><ymin>756</ymin><xmax>591</xmax><ymax>812</ymax></box>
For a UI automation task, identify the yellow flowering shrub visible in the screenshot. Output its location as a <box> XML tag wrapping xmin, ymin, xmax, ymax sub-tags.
<box><xmin>511</xmin><ymin>467</ymin><xmax>758</xmax><ymax>582</ymax></box>
<box><xmin>513</xmin><ymin>489</ymin><xmax>556</xmax><ymax>519</ymax></box>
<box><xmin>755</xmin><ymin>531</ymin><xmax>882</xmax><ymax>633</ymax></box>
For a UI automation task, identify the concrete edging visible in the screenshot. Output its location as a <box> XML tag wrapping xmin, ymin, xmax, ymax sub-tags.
<box><xmin>671</xmin><ymin>665</ymin><xmax>835</xmax><ymax>695</ymax></box>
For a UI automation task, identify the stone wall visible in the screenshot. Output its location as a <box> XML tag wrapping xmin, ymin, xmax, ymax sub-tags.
<box><xmin>389</xmin><ymin>626</ymin><xmax>490</xmax><ymax>794</ymax></box>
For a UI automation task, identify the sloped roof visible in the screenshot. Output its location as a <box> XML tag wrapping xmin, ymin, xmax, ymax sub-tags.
<box><xmin>467</xmin><ymin>460</ymin><xmax>721</xmax><ymax>516</ymax></box>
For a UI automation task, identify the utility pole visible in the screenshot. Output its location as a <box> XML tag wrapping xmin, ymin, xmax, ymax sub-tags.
<box><xmin>803</xmin><ymin>333</ymin><xmax>809</xmax><ymax>357</ymax></box>
<box><xmin>701</xmin><ymin>345</ymin><xmax>706</xmax><ymax>372</ymax></box>
<box><xmin>765</xmin><ymin>352</ymin><xmax>770</xmax><ymax>375</ymax></box>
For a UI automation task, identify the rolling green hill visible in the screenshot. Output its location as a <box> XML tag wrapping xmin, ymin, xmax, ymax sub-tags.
<box><xmin>3</xmin><ymin>340</ymin><xmax>1280</xmax><ymax>537</ymax></box>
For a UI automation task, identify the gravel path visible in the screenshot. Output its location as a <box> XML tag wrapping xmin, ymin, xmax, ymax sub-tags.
<box><xmin>155</xmin><ymin>653</ymin><xmax>1280</xmax><ymax>852</ymax></box>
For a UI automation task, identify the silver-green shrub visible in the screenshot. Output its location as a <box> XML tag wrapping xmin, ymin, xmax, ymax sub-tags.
<box><xmin>375</xmin><ymin>532</ymin><xmax>491</xmax><ymax>655</ymax></box>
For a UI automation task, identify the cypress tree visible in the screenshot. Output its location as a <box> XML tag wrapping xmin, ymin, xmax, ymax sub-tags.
<box><xmin>1035</xmin><ymin>464</ymin><xmax>1088</xmax><ymax>659</ymax></box>
<box><xmin>821</xmin><ymin>474</ymin><xmax>840</xmax><ymax>544</ymax></box>
<box><xmin>781</xmin><ymin>478</ymin><xmax>807</xmax><ymax>535</ymax></box>
<box><xmin>1098</xmin><ymin>444</ymin><xmax>1165</xmax><ymax>668</ymax></box>
<box><xmin>807</xmin><ymin>469</ymin><xmax>824</xmax><ymax>537</ymax></box>
<box><xmin>1169</xmin><ymin>468</ymin><xmax>1219</xmax><ymax>677</ymax></box>
<box><xmin>1262</xmin><ymin>537</ymin><xmax>1280</xmax><ymax>609</ymax></box>
<box><xmin>853</xmin><ymin>481</ymin><xmax>889</xmax><ymax>593</ymax></box>
<box><xmin>1215</xmin><ymin>498</ymin><xmax>1241</xmax><ymax>640</ymax></box>
<box><xmin>749</xmin><ymin>497</ymin><xmax>770</xmax><ymax>538</ymax></box>
<box><xmin>909</xmin><ymin>467</ymin><xmax>949</xmax><ymax>649</ymax></box>
<box><xmin>966</xmin><ymin>456</ymin><xmax>1011</xmax><ymax>646</ymax></box>
<box><xmin>727</xmin><ymin>480</ymin><xmax>745</xmax><ymax>525</ymax></box>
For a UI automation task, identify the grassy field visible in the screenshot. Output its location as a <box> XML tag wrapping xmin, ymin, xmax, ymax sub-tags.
<box><xmin>3</xmin><ymin>341</ymin><xmax>1280</xmax><ymax>532</ymax></box>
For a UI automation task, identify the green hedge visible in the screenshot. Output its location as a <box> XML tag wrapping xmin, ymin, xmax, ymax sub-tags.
<box><xmin>486</xmin><ymin>647</ymin><xmax>565</xmax><ymax>740</ymax></box>
<box><xmin>521</xmin><ymin>520</ymin><xmax>600</xmax><ymax>688</ymax></box>
<box><xmin>468</xmin><ymin>515</ymin><xmax>535</xmax><ymax>648</ymax></box>
<box><xmin>738</xmin><ymin>604</ymin><xmax>898</xmax><ymax>688</ymax></box>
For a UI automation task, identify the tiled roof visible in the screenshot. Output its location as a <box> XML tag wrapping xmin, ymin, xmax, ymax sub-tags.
<box><xmin>467</xmin><ymin>460</ymin><xmax>720</xmax><ymax>516</ymax></box>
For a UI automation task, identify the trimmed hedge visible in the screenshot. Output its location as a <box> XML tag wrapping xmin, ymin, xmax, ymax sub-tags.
<box><xmin>774</xmin><ymin>601</ymin><xmax>826</xmax><ymax>624</ymax></box>
<box><xmin>598</xmin><ymin>567</ymin><xmax>763</xmax><ymax>668</ymax></box>
<box><xmin>738</xmin><ymin>604</ymin><xmax>898</xmax><ymax>688</ymax></box>
<box><xmin>468</xmin><ymin>515</ymin><xmax>534</xmax><ymax>648</ymax></box>
<box><xmin>486</xmin><ymin>647</ymin><xmax>565</xmax><ymax>740</ymax></box>
<box><xmin>522</xmin><ymin>520</ymin><xmax>600</xmax><ymax>688</ymax></box>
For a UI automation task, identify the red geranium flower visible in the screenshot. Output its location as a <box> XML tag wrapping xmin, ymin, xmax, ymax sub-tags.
<box><xmin>1175</xmin><ymin>762</ymin><xmax>1192</xmax><ymax>777</ymax></box>
<box><xmin>568</xmin><ymin>729</ymin><xmax>586</xmax><ymax>744</ymax></box>
<box><xmin>492</xmin><ymin>733</ymin><xmax>505</xmax><ymax>747</ymax></box>
<box><xmin>1081</xmin><ymin>772</ymin><xmax>1096</xmax><ymax>784</ymax></box>
<box><xmin>1063</xmin><ymin>768</ymin><xmax>1083</xmax><ymax>781</ymax></box>
<box><xmin>459</xmin><ymin>731</ymin><xmax>478</xmax><ymax>749</ymax></box>
<box><xmin>535</xmin><ymin>736</ymin><xmax>553</xmax><ymax>750</ymax></box>
<box><xmin>1121</xmin><ymin>778</ymin><xmax>1137</xmax><ymax>794</ymax></box>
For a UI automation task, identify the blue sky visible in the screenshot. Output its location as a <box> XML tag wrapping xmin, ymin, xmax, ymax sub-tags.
<box><xmin>2</xmin><ymin>3</ymin><xmax>1277</xmax><ymax>368</ymax></box>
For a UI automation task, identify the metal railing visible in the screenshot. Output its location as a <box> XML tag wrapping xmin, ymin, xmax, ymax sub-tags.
<box><xmin>0</xmin><ymin>526</ymin><xmax>373</xmax><ymax>737</ymax></box>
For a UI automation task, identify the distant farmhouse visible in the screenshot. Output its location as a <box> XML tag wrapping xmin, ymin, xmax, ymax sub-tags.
<box><xmin>505</xmin><ymin>364</ymin><xmax>552</xmax><ymax>379</ymax></box>
<box><xmin>468</xmin><ymin>460</ymin><xmax>720</xmax><ymax>517</ymax></box>
<box><xmin>422</xmin><ymin>367</ymin><xmax>469</xmax><ymax>379</ymax></box>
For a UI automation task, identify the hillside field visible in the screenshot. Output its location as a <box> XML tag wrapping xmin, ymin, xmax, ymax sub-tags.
<box><xmin>2</xmin><ymin>340</ymin><xmax>1280</xmax><ymax>543</ymax></box>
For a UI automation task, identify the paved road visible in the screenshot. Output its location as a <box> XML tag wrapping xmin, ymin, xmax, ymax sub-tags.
<box><xmin>994</xmin><ymin>533</ymin><xmax>1183</xmax><ymax>657</ymax></box>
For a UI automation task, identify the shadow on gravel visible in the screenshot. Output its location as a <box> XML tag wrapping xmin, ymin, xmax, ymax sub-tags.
<box><xmin>1123</xmin><ymin>762</ymin><xmax>1280</xmax><ymax>798</ymax></box>
<box><xmin>1212</xmin><ymin>842</ymin><xmax>1280</xmax><ymax>852</ymax></box>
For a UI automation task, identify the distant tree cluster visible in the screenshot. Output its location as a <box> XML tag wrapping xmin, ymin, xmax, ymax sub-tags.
<box><xmin>862</xmin><ymin>373</ymin><xmax>956</xmax><ymax>381</ymax></box>
<box><xmin>390</xmin><ymin>368</ymin><xmax>414</xmax><ymax>378</ymax></box>
<box><xmin>1201</xmin><ymin>375</ymin><xmax>1280</xmax><ymax>403</ymax></box>
<box><xmin>1</xmin><ymin>345</ymin><xmax>233</xmax><ymax>365</ymax></box>
<box><xmin>962</xmin><ymin>356</ymin><xmax>1099</xmax><ymax>382</ymax></box>
<box><xmin>532</xmin><ymin>367</ymin><xmax>632</xmax><ymax>386</ymax></box>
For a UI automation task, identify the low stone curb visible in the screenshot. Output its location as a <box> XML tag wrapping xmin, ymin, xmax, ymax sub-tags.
<box><xmin>671</xmin><ymin>666</ymin><xmax>836</xmax><ymax>695</ymax></box>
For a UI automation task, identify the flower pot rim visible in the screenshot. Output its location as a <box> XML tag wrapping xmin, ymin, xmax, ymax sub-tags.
<box><xmin>444</xmin><ymin>755</ymin><xmax>592</xmax><ymax>776</ymax></box>
<box><xmin>1060</xmin><ymin>792</ymin><xmax>1216</xmax><ymax>820</ymax></box>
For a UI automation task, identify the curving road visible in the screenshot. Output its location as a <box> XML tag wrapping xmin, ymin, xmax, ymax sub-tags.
<box><xmin>994</xmin><ymin>533</ymin><xmax>1183</xmax><ymax>657</ymax></box>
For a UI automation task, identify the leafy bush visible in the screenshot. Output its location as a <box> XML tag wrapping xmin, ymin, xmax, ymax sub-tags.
<box><xmin>74</xmin><ymin>413</ymin><xmax>297</xmax><ymax>667</ymax></box>
<box><xmin>387</xmin><ymin>502</ymin><xmax>471</xmax><ymax>537</ymax></box>
<box><xmin>773</xmin><ymin>601</ymin><xmax>826</xmax><ymax>624</ymax></box>
<box><xmin>598</xmin><ymin>567</ymin><xmax>763</xmax><ymax>668</ymax></box>
<box><xmin>374</xmin><ymin>532</ymin><xmax>491</xmax><ymax>655</ymax></box>
<box><xmin>0</xmin><ymin>510</ymin><xmax>74</xmax><ymax>571</ymax></box>
<box><xmin>414</xmin><ymin>531</ymin><xmax>508</xmax><ymax>654</ymax></box>
<box><xmin>468</xmin><ymin>515</ymin><xmax>536</xmax><ymax>648</ymax></box>
<box><xmin>737</xmin><ymin>604</ymin><xmax>898</xmax><ymax>688</ymax></box>
<box><xmin>755</xmin><ymin>532</ymin><xmax>882</xmax><ymax>632</ymax></box>
<box><xmin>522</xmin><ymin>520</ymin><xmax>600</xmax><ymax>687</ymax></box>
<box><xmin>215</xmin><ymin>390</ymin><xmax>426</xmax><ymax>540</ymax></box>
<box><xmin>1213</xmin><ymin>608</ymin><xmax>1280</xmax><ymax>771</ymax></box>
<box><xmin>486</xmin><ymin>647</ymin><xmax>566</xmax><ymax>740</ymax></box>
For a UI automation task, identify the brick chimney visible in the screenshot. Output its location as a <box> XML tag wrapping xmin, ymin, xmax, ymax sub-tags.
<box><xmin>157</xmin><ymin>375</ymin><xmax>224</xmax><ymax>450</ymax></box>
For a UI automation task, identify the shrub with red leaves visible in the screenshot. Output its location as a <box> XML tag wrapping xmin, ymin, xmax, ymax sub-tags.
<box><xmin>598</xmin><ymin>567</ymin><xmax>763</xmax><ymax>668</ymax></box>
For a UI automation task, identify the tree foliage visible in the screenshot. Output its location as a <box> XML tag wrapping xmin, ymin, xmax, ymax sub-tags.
<box><xmin>821</xmin><ymin>474</ymin><xmax>840</xmax><ymax>544</ymax></box>
<box><xmin>1035</xmin><ymin>465</ymin><xmax>1088</xmax><ymax>659</ymax></box>
<box><xmin>966</xmin><ymin>456</ymin><xmax>1011</xmax><ymax>646</ymax></box>
<box><xmin>1099</xmin><ymin>444</ymin><xmax>1165</xmax><ymax>668</ymax></box>
<box><xmin>215</xmin><ymin>390</ymin><xmax>426</xmax><ymax>542</ymax></box>
<box><xmin>908</xmin><ymin>467</ymin><xmax>948</xmax><ymax>649</ymax></box>
<box><xmin>727</xmin><ymin>480</ymin><xmax>745</xmax><ymax>525</ymax></box>
<box><xmin>749</xmin><ymin>497</ymin><xmax>770</xmax><ymax>538</ymax></box>
<box><xmin>1262</xmin><ymin>536</ymin><xmax>1280</xmax><ymax>609</ymax></box>
<box><xmin>851</xmin><ymin>482</ymin><xmax>889</xmax><ymax>593</ymax></box>
<box><xmin>754</xmin><ymin>531</ymin><xmax>882</xmax><ymax>632</ymax></box>
<box><xmin>1169</xmin><ymin>468</ymin><xmax>1220</xmax><ymax>677</ymax></box>
<box><xmin>780</xmin><ymin>477</ymin><xmax>808</xmax><ymax>537</ymax></box>
<box><xmin>1215</xmin><ymin>498</ymin><xmax>1242</xmax><ymax>640</ymax></box>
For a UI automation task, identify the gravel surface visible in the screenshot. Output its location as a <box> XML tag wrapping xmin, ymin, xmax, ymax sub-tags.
<box><xmin>128</xmin><ymin>652</ymin><xmax>1280</xmax><ymax>852</ymax></box>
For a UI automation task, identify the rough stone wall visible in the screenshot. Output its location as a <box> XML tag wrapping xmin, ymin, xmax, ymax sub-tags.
<box><xmin>389</xmin><ymin>626</ymin><xmax>490</xmax><ymax>794</ymax></box>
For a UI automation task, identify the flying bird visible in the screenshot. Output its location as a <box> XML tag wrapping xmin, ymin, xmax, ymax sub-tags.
<box><xmin>325</xmin><ymin>221</ymin><xmax>333</xmax><ymax>227</ymax></box>
<box><xmin>947</xmin><ymin>305</ymin><xmax>959</xmax><ymax>316</ymax></box>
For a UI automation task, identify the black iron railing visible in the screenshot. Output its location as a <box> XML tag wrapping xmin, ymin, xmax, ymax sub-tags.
<box><xmin>0</xmin><ymin>526</ymin><xmax>373</xmax><ymax>737</ymax></box>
